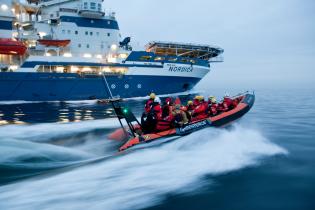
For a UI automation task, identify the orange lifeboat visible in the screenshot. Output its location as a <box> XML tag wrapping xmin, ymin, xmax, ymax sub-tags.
<box><xmin>0</xmin><ymin>38</ymin><xmax>27</xmax><ymax>55</ymax></box>
<box><xmin>38</xmin><ymin>39</ymin><xmax>71</xmax><ymax>47</ymax></box>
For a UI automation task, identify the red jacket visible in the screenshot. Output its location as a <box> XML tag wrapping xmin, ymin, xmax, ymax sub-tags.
<box><xmin>209</xmin><ymin>103</ymin><xmax>219</xmax><ymax>116</ymax></box>
<box><xmin>192</xmin><ymin>102</ymin><xmax>208</xmax><ymax>120</ymax></box>
<box><xmin>145</xmin><ymin>99</ymin><xmax>154</xmax><ymax>113</ymax></box>
<box><xmin>224</xmin><ymin>97</ymin><xmax>233</xmax><ymax>108</ymax></box>
<box><xmin>152</xmin><ymin>103</ymin><xmax>162</xmax><ymax>120</ymax></box>
<box><xmin>221</xmin><ymin>97</ymin><xmax>236</xmax><ymax>112</ymax></box>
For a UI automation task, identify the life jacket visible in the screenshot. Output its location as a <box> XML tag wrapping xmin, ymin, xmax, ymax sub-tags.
<box><xmin>156</xmin><ymin>114</ymin><xmax>174</xmax><ymax>131</ymax></box>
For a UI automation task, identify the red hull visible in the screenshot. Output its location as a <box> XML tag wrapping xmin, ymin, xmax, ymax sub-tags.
<box><xmin>0</xmin><ymin>39</ymin><xmax>27</xmax><ymax>55</ymax></box>
<box><xmin>38</xmin><ymin>39</ymin><xmax>71</xmax><ymax>47</ymax></box>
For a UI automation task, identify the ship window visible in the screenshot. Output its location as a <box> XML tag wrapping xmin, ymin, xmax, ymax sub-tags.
<box><xmin>101</xmin><ymin>44</ymin><xmax>104</xmax><ymax>49</ymax></box>
<box><xmin>78</xmin><ymin>44</ymin><xmax>81</xmax><ymax>48</ymax></box>
<box><xmin>107</xmin><ymin>33</ymin><xmax>110</xmax><ymax>37</ymax></box>
<box><xmin>67</xmin><ymin>30</ymin><xmax>71</xmax><ymax>34</ymax></box>
<box><xmin>62</xmin><ymin>30</ymin><xmax>65</xmax><ymax>34</ymax></box>
<box><xmin>96</xmin><ymin>32</ymin><xmax>99</xmax><ymax>36</ymax></box>
<box><xmin>90</xmin><ymin>32</ymin><xmax>93</xmax><ymax>36</ymax></box>
<box><xmin>83</xmin><ymin>2</ymin><xmax>88</xmax><ymax>9</ymax></box>
<box><xmin>75</xmin><ymin>30</ymin><xmax>78</xmax><ymax>35</ymax></box>
<box><xmin>85</xmin><ymin>31</ymin><xmax>88</xmax><ymax>35</ymax></box>
<box><xmin>87</xmin><ymin>44</ymin><xmax>90</xmax><ymax>48</ymax></box>
<box><xmin>154</xmin><ymin>56</ymin><xmax>165</xmax><ymax>61</ymax></box>
<box><xmin>140</xmin><ymin>56</ymin><xmax>152</xmax><ymax>61</ymax></box>
<box><xmin>181</xmin><ymin>59</ymin><xmax>189</xmax><ymax>63</ymax></box>
<box><xmin>90</xmin><ymin>2</ymin><xmax>96</xmax><ymax>10</ymax></box>
<box><xmin>98</xmin><ymin>3</ymin><xmax>101</xmax><ymax>11</ymax></box>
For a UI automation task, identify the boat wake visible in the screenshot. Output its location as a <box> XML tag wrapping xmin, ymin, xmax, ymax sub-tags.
<box><xmin>0</xmin><ymin>123</ymin><xmax>287</xmax><ymax>210</ymax></box>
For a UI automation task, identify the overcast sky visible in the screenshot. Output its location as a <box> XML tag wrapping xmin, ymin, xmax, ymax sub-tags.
<box><xmin>106</xmin><ymin>0</ymin><xmax>315</xmax><ymax>89</ymax></box>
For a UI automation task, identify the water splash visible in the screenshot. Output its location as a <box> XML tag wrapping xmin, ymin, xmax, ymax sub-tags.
<box><xmin>0</xmin><ymin>125</ymin><xmax>287</xmax><ymax>210</ymax></box>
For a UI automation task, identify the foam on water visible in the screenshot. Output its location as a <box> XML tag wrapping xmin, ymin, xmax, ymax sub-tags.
<box><xmin>0</xmin><ymin>125</ymin><xmax>287</xmax><ymax>210</ymax></box>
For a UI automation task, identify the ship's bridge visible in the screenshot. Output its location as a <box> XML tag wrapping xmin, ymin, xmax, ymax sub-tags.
<box><xmin>146</xmin><ymin>41</ymin><xmax>224</xmax><ymax>62</ymax></box>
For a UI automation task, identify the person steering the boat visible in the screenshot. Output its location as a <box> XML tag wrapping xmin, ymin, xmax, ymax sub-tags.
<box><xmin>191</xmin><ymin>96</ymin><xmax>208</xmax><ymax>121</ymax></box>
<box><xmin>142</xmin><ymin>95</ymin><xmax>162</xmax><ymax>133</ymax></box>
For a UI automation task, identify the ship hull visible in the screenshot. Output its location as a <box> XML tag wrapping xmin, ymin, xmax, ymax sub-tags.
<box><xmin>0</xmin><ymin>72</ymin><xmax>201</xmax><ymax>101</ymax></box>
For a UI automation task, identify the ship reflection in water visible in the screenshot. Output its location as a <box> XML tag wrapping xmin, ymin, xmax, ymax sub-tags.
<box><xmin>0</xmin><ymin>95</ymin><xmax>196</xmax><ymax>125</ymax></box>
<box><xmin>0</xmin><ymin>100</ymin><xmax>144</xmax><ymax>125</ymax></box>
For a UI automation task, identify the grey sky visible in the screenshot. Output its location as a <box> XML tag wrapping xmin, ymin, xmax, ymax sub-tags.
<box><xmin>106</xmin><ymin>0</ymin><xmax>315</xmax><ymax>89</ymax></box>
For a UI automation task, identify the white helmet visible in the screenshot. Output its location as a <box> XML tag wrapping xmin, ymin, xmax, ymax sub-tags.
<box><xmin>154</xmin><ymin>96</ymin><xmax>161</xmax><ymax>104</ymax></box>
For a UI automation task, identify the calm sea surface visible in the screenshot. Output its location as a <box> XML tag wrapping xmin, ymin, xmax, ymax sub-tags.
<box><xmin>0</xmin><ymin>88</ymin><xmax>314</xmax><ymax>210</ymax></box>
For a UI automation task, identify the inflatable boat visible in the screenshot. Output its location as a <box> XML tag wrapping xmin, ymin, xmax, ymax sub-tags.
<box><xmin>108</xmin><ymin>92</ymin><xmax>255</xmax><ymax>152</ymax></box>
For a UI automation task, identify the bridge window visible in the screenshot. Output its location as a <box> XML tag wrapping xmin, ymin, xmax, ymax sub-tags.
<box><xmin>90</xmin><ymin>32</ymin><xmax>93</xmax><ymax>36</ymax></box>
<box><xmin>98</xmin><ymin>3</ymin><xmax>102</xmax><ymax>11</ymax></box>
<box><xmin>90</xmin><ymin>2</ymin><xmax>96</xmax><ymax>10</ymax></box>
<box><xmin>107</xmin><ymin>33</ymin><xmax>111</xmax><ymax>37</ymax></box>
<box><xmin>78</xmin><ymin>44</ymin><xmax>81</xmax><ymax>48</ymax></box>
<box><xmin>140</xmin><ymin>56</ymin><xmax>152</xmax><ymax>61</ymax></box>
<box><xmin>85</xmin><ymin>31</ymin><xmax>88</xmax><ymax>35</ymax></box>
<box><xmin>86</xmin><ymin>44</ymin><xmax>90</xmax><ymax>48</ymax></box>
<box><xmin>75</xmin><ymin>30</ymin><xmax>78</xmax><ymax>35</ymax></box>
<box><xmin>83</xmin><ymin>2</ymin><xmax>88</xmax><ymax>9</ymax></box>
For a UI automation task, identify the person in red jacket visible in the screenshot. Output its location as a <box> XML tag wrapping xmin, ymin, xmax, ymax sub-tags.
<box><xmin>151</xmin><ymin>97</ymin><xmax>162</xmax><ymax>120</ymax></box>
<box><xmin>144</xmin><ymin>93</ymin><xmax>156</xmax><ymax>113</ymax></box>
<box><xmin>191</xmin><ymin>96</ymin><xmax>208</xmax><ymax>121</ymax></box>
<box><xmin>142</xmin><ymin>95</ymin><xmax>162</xmax><ymax>133</ymax></box>
<box><xmin>209</xmin><ymin>97</ymin><xmax>219</xmax><ymax>116</ymax></box>
<box><xmin>162</xmin><ymin>97</ymin><xmax>174</xmax><ymax>118</ymax></box>
<box><xmin>156</xmin><ymin>97</ymin><xmax>175</xmax><ymax>131</ymax></box>
<box><xmin>220</xmin><ymin>93</ymin><xmax>236</xmax><ymax>112</ymax></box>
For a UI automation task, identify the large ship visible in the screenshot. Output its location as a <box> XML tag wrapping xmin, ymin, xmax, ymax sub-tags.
<box><xmin>0</xmin><ymin>0</ymin><xmax>223</xmax><ymax>101</ymax></box>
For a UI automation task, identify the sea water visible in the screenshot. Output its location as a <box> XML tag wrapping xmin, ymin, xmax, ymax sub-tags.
<box><xmin>0</xmin><ymin>88</ymin><xmax>314</xmax><ymax>210</ymax></box>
